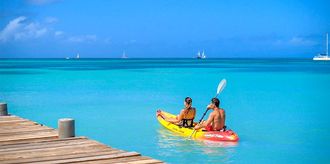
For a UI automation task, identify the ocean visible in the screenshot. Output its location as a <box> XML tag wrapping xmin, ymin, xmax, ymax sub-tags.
<box><xmin>0</xmin><ymin>58</ymin><xmax>329</xmax><ymax>163</ymax></box>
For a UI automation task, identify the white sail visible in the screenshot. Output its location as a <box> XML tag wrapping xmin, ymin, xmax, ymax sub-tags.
<box><xmin>76</xmin><ymin>53</ymin><xmax>80</xmax><ymax>59</ymax></box>
<box><xmin>201</xmin><ymin>50</ymin><xmax>206</xmax><ymax>59</ymax></box>
<box><xmin>121</xmin><ymin>51</ymin><xmax>128</xmax><ymax>58</ymax></box>
<box><xmin>197</xmin><ymin>51</ymin><xmax>201</xmax><ymax>58</ymax></box>
<box><xmin>327</xmin><ymin>32</ymin><xmax>329</xmax><ymax>55</ymax></box>
<box><xmin>196</xmin><ymin>50</ymin><xmax>206</xmax><ymax>59</ymax></box>
<box><xmin>313</xmin><ymin>33</ymin><xmax>330</xmax><ymax>61</ymax></box>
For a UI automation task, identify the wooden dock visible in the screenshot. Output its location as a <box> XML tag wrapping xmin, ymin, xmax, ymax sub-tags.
<box><xmin>0</xmin><ymin>115</ymin><xmax>163</xmax><ymax>164</ymax></box>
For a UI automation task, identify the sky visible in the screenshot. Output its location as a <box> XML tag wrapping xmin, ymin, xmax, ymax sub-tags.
<box><xmin>0</xmin><ymin>0</ymin><xmax>329</xmax><ymax>58</ymax></box>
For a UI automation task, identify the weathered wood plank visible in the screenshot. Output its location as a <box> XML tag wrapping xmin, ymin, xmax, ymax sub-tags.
<box><xmin>0</xmin><ymin>136</ymin><xmax>88</xmax><ymax>148</ymax></box>
<box><xmin>0</xmin><ymin>136</ymin><xmax>58</xmax><ymax>145</ymax></box>
<box><xmin>0</xmin><ymin>123</ymin><xmax>41</xmax><ymax>130</ymax></box>
<box><xmin>0</xmin><ymin>119</ymin><xmax>31</xmax><ymax>124</ymax></box>
<box><xmin>1</xmin><ymin>149</ymin><xmax>125</xmax><ymax>163</ymax></box>
<box><xmin>0</xmin><ymin>128</ymin><xmax>56</xmax><ymax>137</ymax></box>
<box><xmin>0</xmin><ymin>144</ymin><xmax>111</xmax><ymax>160</ymax></box>
<box><xmin>0</xmin><ymin>115</ymin><xmax>163</xmax><ymax>163</ymax></box>
<box><xmin>0</xmin><ymin>122</ymin><xmax>39</xmax><ymax>127</ymax></box>
<box><xmin>0</xmin><ymin>125</ymin><xmax>52</xmax><ymax>134</ymax></box>
<box><xmin>124</xmin><ymin>159</ymin><xmax>164</xmax><ymax>164</ymax></box>
<box><xmin>0</xmin><ymin>149</ymin><xmax>125</xmax><ymax>164</ymax></box>
<box><xmin>0</xmin><ymin>131</ymin><xmax>58</xmax><ymax>142</ymax></box>
<box><xmin>0</xmin><ymin>118</ymin><xmax>33</xmax><ymax>122</ymax></box>
<box><xmin>75</xmin><ymin>156</ymin><xmax>151</xmax><ymax>164</ymax></box>
<box><xmin>0</xmin><ymin>137</ymin><xmax>86</xmax><ymax>148</ymax></box>
<box><xmin>77</xmin><ymin>156</ymin><xmax>164</xmax><ymax>164</ymax></box>
<box><xmin>0</xmin><ymin>141</ymin><xmax>107</xmax><ymax>155</ymax></box>
<box><xmin>0</xmin><ymin>135</ymin><xmax>58</xmax><ymax>145</ymax></box>
<box><xmin>0</xmin><ymin>115</ymin><xmax>21</xmax><ymax>121</ymax></box>
<box><xmin>0</xmin><ymin>138</ymin><xmax>96</xmax><ymax>153</ymax></box>
<box><xmin>31</xmin><ymin>151</ymin><xmax>141</xmax><ymax>164</ymax></box>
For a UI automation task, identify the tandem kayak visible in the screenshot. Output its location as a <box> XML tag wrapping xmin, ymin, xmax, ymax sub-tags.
<box><xmin>156</xmin><ymin>110</ymin><xmax>239</xmax><ymax>142</ymax></box>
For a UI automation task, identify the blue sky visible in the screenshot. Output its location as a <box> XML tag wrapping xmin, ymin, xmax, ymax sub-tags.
<box><xmin>0</xmin><ymin>0</ymin><xmax>329</xmax><ymax>58</ymax></box>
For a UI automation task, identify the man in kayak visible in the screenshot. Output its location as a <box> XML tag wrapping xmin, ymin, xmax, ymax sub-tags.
<box><xmin>194</xmin><ymin>98</ymin><xmax>226</xmax><ymax>131</ymax></box>
<box><xmin>158</xmin><ymin>97</ymin><xmax>196</xmax><ymax>127</ymax></box>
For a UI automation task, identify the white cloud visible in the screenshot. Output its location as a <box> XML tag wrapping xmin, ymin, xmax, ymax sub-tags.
<box><xmin>0</xmin><ymin>16</ymin><xmax>50</xmax><ymax>43</ymax></box>
<box><xmin>0</xmin><ymin>16</ymin><xmax>27</xmax><ymax>42</ymax></box>
<box><xmin>288</xmin><ymin>37</ymin><xmax>317</xmax><ymax>46</ymax></box>
<box><xmin>54</xmin><ymin>30</ymin><xmax>64</xmax><ymax>37</ymax></box>
<box><xmin>273</xmin><ymin>36</ymin><xmax>317</xmax><ymax>47</ymax></box>
<box><xmin>14</xmin><ymin>22</ymin><xmax>48</xmax><ymax>40</ymax></box>
<box><xmin>0</xmin><ymin>16</ymin><xmax>99</xmax><ymax>44</ymax></box>
<box><xmin>45</xmin><ymin>17</ymin><xmax>58</xmax><ymax>24</ymax></box>
<box><xmin>68</xmin><ymin>35</ymin><xmax>97</xmax><ymax>43</ymax></box>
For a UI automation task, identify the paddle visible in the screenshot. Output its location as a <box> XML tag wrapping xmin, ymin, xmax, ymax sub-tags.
<box><xmin>189</xmin><ymin>79</ymin><xmax>227</xmax><ymax>138</ymax></box>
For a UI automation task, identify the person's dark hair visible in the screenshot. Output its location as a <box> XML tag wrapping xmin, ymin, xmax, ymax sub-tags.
<box><xmin>211</xmin><ymin>98</ymin><xmax>220</xmax><ymax>107</ymax></box>
<box><xmin>185</xmin><ymin>97</ymin><xmax>192</xmax><ymax>105</ymax></box>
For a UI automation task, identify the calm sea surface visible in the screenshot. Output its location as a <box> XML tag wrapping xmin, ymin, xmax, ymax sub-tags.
<box><xmin>0</xmin><ymin>59</ymin><xmax>329</xmax><ymax>163</ymax></box>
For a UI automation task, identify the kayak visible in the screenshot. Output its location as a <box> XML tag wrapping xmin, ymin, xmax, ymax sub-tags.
<box><xmin>156</xmin><ymin>110</ymin><xmax>239</xmax><ymax>142</ymax></box>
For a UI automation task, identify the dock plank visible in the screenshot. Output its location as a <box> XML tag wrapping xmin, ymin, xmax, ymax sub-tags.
<box><xmin>32</xmin><ymin>151</ymin><xmax>141</xmax><ymax>164</ymax></box>
<box><xmin>0</xmin><ymin>137</ymin><xmax>87</xmax><ymax>148</ymax></box>
<box><xmin>0</xmin><ymin>131</ymin><xmax>58</xmax><ymax>142</ymax></box>
<box><xmin>77</xmin><ymin>156</ymin><xmax>163</xmax><ymax>164</ymax></box>
<box><xmin>0</xmin><ymin>115</ymin><xmax>163</xmax><ymax>163</ymax></box>
<box><xmin>0</xmin><ymin>136</ymin><xmax>58</xmax><ymax>145</ymax></box>
<box><xmin>0</xmin><ymin>138</ymin><xmax>96</xmax><ymax>152</ymax></box>
<box><xmin>1</xmin><ymin>149</ymin><xmax>124</xmax><ymax>164</ymax></box>
<box><xmin>0</xmin><ymin>125</ymin><xmax>53</xmax><ymax>134</ymax></box>
<box><xmin>0</xmin><ymin>116</ymin><xmax>22</xmax><ymax>121</ymax></box>
<box><xmin>0</xmin><ymin>137</ymin><xmax>87</xmax><ymax>149</ymax></box>
<box><xmin>1</xmin><ymin>143</ymin><xmax>112</xmax><ymax>160</ymax></box>
<box><xmin>0</xmin><ymin>128</ymin><xmax>56</xmax><ymax>137</ymax></box>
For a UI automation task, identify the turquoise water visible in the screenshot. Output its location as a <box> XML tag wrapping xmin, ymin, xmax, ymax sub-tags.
<box><xmin>0</xmin><ymin>59</ymin><xmax>330</xmax><ymax>163</ymax></box>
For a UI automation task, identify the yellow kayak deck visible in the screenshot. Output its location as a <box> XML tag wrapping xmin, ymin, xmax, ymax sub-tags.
<box><xmin>157</xmin><ymin>110</ymin><xmax>207</xmax><ymax>139</ymax></box>
<box><xmin>156</xmin><ymin>110</ymin><xmax>239</xmax><ymax>142</ymax></box>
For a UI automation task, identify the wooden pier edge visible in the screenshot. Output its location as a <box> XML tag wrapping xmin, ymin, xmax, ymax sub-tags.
<box><xmin>0</xmin><ymin>112</ymin><xmax>163</xmax><ymax>163</ymax></box>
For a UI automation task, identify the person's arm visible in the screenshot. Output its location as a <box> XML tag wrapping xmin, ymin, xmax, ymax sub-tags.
<box><xmin>166</xmin><ymin>110</ymin><xmax>184</xmax><ymax>124</ymax></box>
<box><xmin>194</xmin><ymin>112</ymin><xmax>214</xmax><ymax>130</ymax></box>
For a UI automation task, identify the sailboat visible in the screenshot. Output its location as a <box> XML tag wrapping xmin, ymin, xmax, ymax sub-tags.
<box><xmin>76</xmin><ymin>53</ymin><xmax>80</xmax><ymax>59</ymax></box>
<box><xmin>121</xmin><ymin>51</ymin><xmax>128</xmax><ymax>59</ymax></box>
<box><xmin>313</xmin><ymin>33</ymin><xmax>329</xmax><ymax>61</ymax></box>
<box><xmin>196</xmin><ymin>50</ymin><xmax>206</xmax><ymax>59</ymax></box>
<box><xmin>201</xmin><ymin>50</ymin><xmax>206</xmax><ymax>59</ymax></box>
<box><xmin>196</xmin><ymin>51</ymin><xmax>201</xmax><ymax>59</ymax></box>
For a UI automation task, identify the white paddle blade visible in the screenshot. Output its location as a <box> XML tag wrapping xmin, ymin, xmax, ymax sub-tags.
<box><xmin>217</xmin><ymin>79</ymin><xmax>227</xmax><ymax>95</ymax></box>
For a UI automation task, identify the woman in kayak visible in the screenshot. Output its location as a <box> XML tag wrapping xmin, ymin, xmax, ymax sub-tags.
<box><xmin>158</xmin><ymin>97</ymin><xmax>196</xmax><ymax>127</ymax></box>
<box><xmin>194</xmin><ymin>98</ymin><xmax>226</xmax><ymax>131</ymax></box>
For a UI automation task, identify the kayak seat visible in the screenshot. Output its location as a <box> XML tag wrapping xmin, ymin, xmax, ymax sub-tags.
<box><xmin>202</xmin><ymin>125</ymin><xmax>227</xmax><ymax>132</ymax></box>
<box><xmin>179</xmin><ymin>118</ymin><xmax>194</xmax><ymax>128</ymax></box>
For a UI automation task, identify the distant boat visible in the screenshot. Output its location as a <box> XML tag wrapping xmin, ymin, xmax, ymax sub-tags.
<box><xmin>201</xmin><ymin>50</ymin><xmax>206</xmax><ymax>59</ymax></box>
<box><xmin>65</xmin><ymin>57</ymin><xmax>70</xmax><ymax>60</ymax></box>
<box><xmin>121</xmin><ymin>51</ymin><xmax>128</xmax><ymax>59</ymax></box>
<box><xmin>196</xmin><ymin>51</ymin><xmax>201</xmax><ymax>59</ymax></box>
<box><xmin>196</xmin><ymin>50</ymin><xmax>206</xmax><ymax>59</ymax></box>
<box><xmin>313</xmin><ymin>33</ymin><xmax>329</xmax><ymax>61</ymax></box>
<box><xmin>76</xmin><ymin>53</ymin><xmax>80</xmax><ymax>59</ymax></box>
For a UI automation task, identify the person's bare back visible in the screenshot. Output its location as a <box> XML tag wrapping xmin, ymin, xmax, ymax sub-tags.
<box><xmin>210</xmin><ymin>108</ymin><xmax>225</xmax><ymax>130</ymax></box>
<box><xmin>194</xmin><ymin>98</ymin><xmax>226</xmax><ymax>131</ymax></box>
